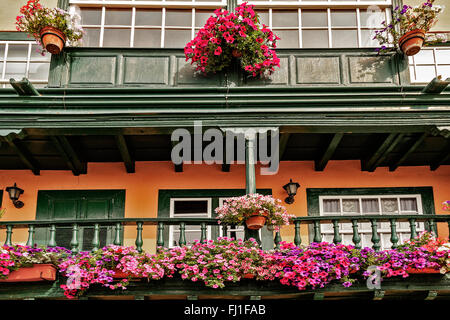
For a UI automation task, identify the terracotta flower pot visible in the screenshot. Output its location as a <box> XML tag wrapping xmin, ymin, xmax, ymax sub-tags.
<box><xmin>0</xmin><ymin>264</ymin><xmax>57</xmax><ymax>282</ymax></box>
<box><xmin>245</xmin><ymin>214</ymin><xmax>266</xmax><ymax>230</ymax></box>
<box><xmin>398</xmin><ymin>29</ymin><xmax>426</xmax><ymax>56</ymax></box>
<box><xmin>242</xmin><ymin>273</ymin><xmax>255</xmax><ymax>279</ymax></box>
<box><xmin>406</xmin><ymin>267</ymin><xmax>441</xmax><ymax>274</ymax></box>
<box><xmin>40</xmin><ymin>26</ymin><xmax>66</xmax><ymax>54</ymax></box>
<box><xmin>232</xmin><ymin>49</ymin><xmax>242</xmax><ymax>58</ymax></box>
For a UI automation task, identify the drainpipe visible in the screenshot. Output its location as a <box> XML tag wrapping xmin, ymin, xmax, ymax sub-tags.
<box><xmin>244</xmin><ymin>131</ymin><xmax>261</xmax><ymax>244</ymax></box>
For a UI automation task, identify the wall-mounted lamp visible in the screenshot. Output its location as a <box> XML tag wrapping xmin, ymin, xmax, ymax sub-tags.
<box><xmin>5</xmin><ymin>183</ymin><xmax>24</xmax><ymax>208</ymax></box>
<box><xmin>283</xmin><ymin>179</ymin><xmax>300</xmax><ymax>204</ymax></box>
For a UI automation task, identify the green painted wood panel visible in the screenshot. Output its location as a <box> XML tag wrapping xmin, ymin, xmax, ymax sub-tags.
<box><xmin>35</xmin><ymin>190</ymin><xmax>125</xmax><ymax>250</ymax></box>
<box><xmin>123</xmin><ymin>57</ymin><xmax>170</xmax><ymax>85</ymax></box>
<box><xmin>69</xmin><ymin>56</ymin><xmax>117</xmax><ymax>85</ymax></box>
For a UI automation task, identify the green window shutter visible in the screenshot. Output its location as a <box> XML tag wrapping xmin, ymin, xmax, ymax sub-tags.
<box><xmin>35</xmin><ymin>190</ymin><xmax>125</xmax><ymax>250</ymax></box>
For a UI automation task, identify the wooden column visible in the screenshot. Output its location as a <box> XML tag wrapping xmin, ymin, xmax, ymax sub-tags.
<box><xmin>244</xmin><ymin>132</ymin><xmax>260</xmax><ymax>244</ymax></box>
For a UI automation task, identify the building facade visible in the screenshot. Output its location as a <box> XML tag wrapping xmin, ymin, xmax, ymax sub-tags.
<box><xmin>0</xmin><ymin>0</ymin><xmax>449</xmax><ymax>300</ymax></box>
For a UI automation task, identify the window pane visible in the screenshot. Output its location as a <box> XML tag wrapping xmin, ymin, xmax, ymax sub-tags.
<box><xmin>342</xmin><ymin>199</ymin><xmax>360</xmax><ymax>213</ymax></box>
<box><xmin>134</xmin><ymin>29</ymin><xmax>161</xmax><ymax>47</ymax></box>
<box><xmin>82</xmin><ymin>28</ymin><xmax>101</xmax><ymax>47</ymax></box>
<box><xmin>414</xmin><ymin>65</ymin><xmax>436</xmax><ymax>82</ymax></box>
<box><xmin>195</xmin><ymin>10</ymin><xmax>214</xmax><ymax>28</ymax></box>
<box><xmin>435</xmin><ymin>49</ymin><xmax>450</xmax><ymax>64</ymax></box>
<box><xmin>30</xmin><ymin>44</ymin><xmax>51</xmax><ymax>61</ymax></box>
<box><xmin>400</xmin><ymin>198</ymin><xmax>418</xmax><ymax>212</ymax></box>
<box><xmin>0</xmin><ymin>44</ymin><xmax>5</xmax><ymax>59</ymax></box>
<box><xmin>166</xmin><ymin>10</ymin><xmax>192</xmax><ymax>27</ymax></box>
<box><xmin>5</xmin><ymin>62</ymin><xmax>27</xmax><ymax>80</ymax></box>
<box><xmin>331</xmin><ymin>10</ymin><xmax>357</xmax><ymax>27</ymax></box>
<box><xmin>28</xmin><ymin>62</ymin><xmax>49</xmax><ymax>80</ymax></box>
<box><xmin>103</xmin><ymin>29</ymin><xmax>131</xmax><ymax>47</ymax></box>
<box><xmin>275</xmin><ymin>30</ymin><xmax>299</xmax><ymax>48</ymax></box>
<box><xmin>381</xmin><ymin>198</ymin><xmax>398</xmax><ymax>213</ymax></box>
<box><xmin>174</xmin><ymin>200</ymin><xmax>208</xmax><ymax>214</ymax></box>
<box><xmin>361</xmin><ymin>29</ymin><xmax>379</xmax><ymax>47</ymax></box>
<box><xmin>361</xmin><ymin>199</ymin><xmax>379</xmax><ymax>213</ymax></box>
<box><xmin>80</xmin><ymin>7</ymin><xmax>102</xmax><ymax>25</ymax></box>
<box><xmin>165</xmin><ymin>29</ymin><xmax>191</xmax><ymax>48</ymax></box>
<box><xmin>332</xmin><ymin>30</ymin><xmax>358</xmax><ymax>48</ymax></box>
<box><xmin>437</xmin><ymin>65</ymin><xmax>450</xmax><ymax>79</ymax></box>
<box><xmin>323</xmin><ymin>199</ymin><xmax>340</xmax><ymax>213</ymax></box>
<box><xmin>257</xmin><ymin>10</ymin><xmax>269</xmax><ymax>26</ymax></box>
<box><xmin>302</xmin><ymin>30</ymin><xmax>328</xmax><ymax>48</ymax></box>
<box><xmin>272</xmin><ymin>10</ymin><xmax>298</xmax><ymax>28</ymax></box>
<box><xmin>6</xmin><ymin>44</ymin><xmax>28</xmax><ymax>61</ymax></box>
<box><xmin>135</xmin><ymin>9</ymin><xmax>162</xmax><ymax>26</ymax></box>
<box><xmin>360</xmin><ymin>9</ymin><xmax>385</xmax><ymax>28</ymax></box>
<box><xmin>105</xmin><ymin>8</ymin><xmax>132</xmax><ymax>26</ymax></box>
<box><xmin>413</xmin><ymin>49</ymin><xmax>434</xmax><ymax>64</ymax></box>
<box><xmin>302</xmin><ymin>10</ymin><xmax>327</xmax><ymax>28</ymax></box>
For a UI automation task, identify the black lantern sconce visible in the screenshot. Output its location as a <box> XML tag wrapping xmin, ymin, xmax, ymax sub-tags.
<box><xmin>5</xmin><ymin>183</ymin><xmax>24</xmax><ymax>208</ymax></box>
<box><xmin>283</xmin><ymin>179</ymin><xmax>300</xmax><ymax>204</ymax></box>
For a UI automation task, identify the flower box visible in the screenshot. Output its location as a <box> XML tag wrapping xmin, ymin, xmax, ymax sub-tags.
<box><xmin>406</xmin><ymin>267</ymin><xmax>441</xmax><ymax>274</ymax></box>
<box><xmin>0</xmin><ymin>264</ymin><xmax>57</xmax><ymax>282</ymax></box>
<box><xmin>111</xmin><ymin>268</ymin><xmax>144</xmax><ymax>279</ymax></box>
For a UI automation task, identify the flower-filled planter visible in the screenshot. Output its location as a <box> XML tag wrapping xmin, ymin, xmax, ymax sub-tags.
<box><xmin>373</xmin><ymin>0</ymin><xmax>443</xmax><ymax>56</ymax></box>
<box><xmin>0</xmin><ymin>264</ymin><xmax>57</xmax><ymax>282</ymax></box>
<box><xmin>15</xmin><ymin>0</ymin><xmax>83</xmax><ymax>55</ymax></box>
<box><xmin>0</xmin><ymin>245</ymin><xmax>70</xmax><ymax>283</ymax></box>
<box><xmin>406</xmin><ymin>267</ymin><xmax>441</xmax><ymax>274</ymax></box>
<box><xmin>184</xmin><ymin>3</ymin><xmax>280</xmax><ymax>78</ymax></box>
<box><xmin>215</xmin><ymin>193</ymin><xmax>294</xmax><ymax>232</ymax></box>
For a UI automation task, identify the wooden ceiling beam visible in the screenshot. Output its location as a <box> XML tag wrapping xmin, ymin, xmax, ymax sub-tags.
<box><xmin>315</xmin><ymin>133</ymin><xmax>344</xmax><ymax>171</ymax></box>
<box><xmin>4</xmin><ymin>136</ymin><xmax>40</xmax><ymax>175</ymax></box>
<box><xmin>115</xmin><ymin>135</ymin><xmax>135</xmax><ymax>173</ymax></box>
<box><xmin>51</xmin><ymin>136</ymin><xmax>86</xmax><ymax>176</ymax></box>
<box><xmin>389</xmin><ymin>133</ymin><xmax>427</xmax><ymax>172</ymax></box>
<box><xmin>362</xmin><ymin>133</ymin><xmax>398</xmax><ymax>172</ymax></box>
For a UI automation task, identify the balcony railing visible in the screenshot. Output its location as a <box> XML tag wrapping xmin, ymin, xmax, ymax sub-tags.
<box><xmin>1</xmin><ymin>215</ymin><xmax>449</xmax><ymax>252</ymax></box>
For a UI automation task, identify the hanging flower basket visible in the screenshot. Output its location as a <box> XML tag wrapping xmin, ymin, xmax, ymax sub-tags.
<box><xmin>373</xmin><ymin>0</ymin><xmax>442</xmax><ymax>56</ymax></box>
<box><xmin>184</xmin><ymin>3</ymin><xmax>280</xmax><ymax>77</ymax></box>
<box><xmin>216</xmin><ymin>194</ymin><xmax>295</xmax><ymax>233</ymax></box>
<box><xmin>245</xmin><ymin>214</ymin><xmax>267</xmax><ymax>230</ymax></box>
<box><xmin>0</xmin><ymin>264</ymin><xmax>57</xmax><ymax>282</ymax></box>
<box><xmin>398</xmin><ymin>29</ymin><xmax>426</xmax><ymax>56</ymax></box>
<box><xmin>16</xmin><ymin>0</ymin><xmax>83</xmax><ymax>55</ymax></box>
<box><xmin>40</xmin><ymin>26</ymin><xmax>67</xmax><ymax>55</ymax></box>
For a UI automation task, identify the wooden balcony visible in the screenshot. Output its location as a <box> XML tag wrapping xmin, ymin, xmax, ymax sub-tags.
<box><xmin>0</xmin><ymin>215</ymin><xmax>450</xmax><ymax>300</ymax></box>
<box><xmin>0</xmin><ymin>214</ymin><xmax>449</xmax><ymax>300</ymax></box>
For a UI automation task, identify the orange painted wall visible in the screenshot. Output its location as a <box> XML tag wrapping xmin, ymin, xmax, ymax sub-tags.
<box><xmin>0</xmin><ymin>160</ymin><xmax>449</xmax><ymax>252</ymax></box>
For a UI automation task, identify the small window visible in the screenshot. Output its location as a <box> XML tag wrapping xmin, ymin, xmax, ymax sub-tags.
<box><xmin>319</xmin><ymin>195</ymin><xmax>425</xmax><ymax>249</ymax></box>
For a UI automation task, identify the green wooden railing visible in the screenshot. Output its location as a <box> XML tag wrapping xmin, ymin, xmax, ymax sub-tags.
<box><xmin>1</xmin><ymin>215</ymin><xmax>449</xmax><ymax>253</ymax></box>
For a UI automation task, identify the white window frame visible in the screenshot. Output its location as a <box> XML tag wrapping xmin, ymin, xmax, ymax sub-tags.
<box><xmin>409</xmin><ymin>47</ymin><xmax>450</xmax><ymax>84</ymax></box>
<box><xmin>0</xmin><ymin>41</ymin><xmax>50</xmax><ymax>88</ymax></box>
<box><xmin>236</xmin><ymin>0</ymin><xmax>392</xmax><ymax>48</ymax></box>
<box><xmin>69</xmin><ymin>0</ymin><xmax>225</xmax><ymax>48</ymax></box>
<box><xmin>319</xmin><ymin>194</ymin><xmax>425</xmax><ymax>249</ymax></box>
<box><xmin>168</xmin><ymin>197</ymin><xmax>212</xmax><ymax>248</ymax></box>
